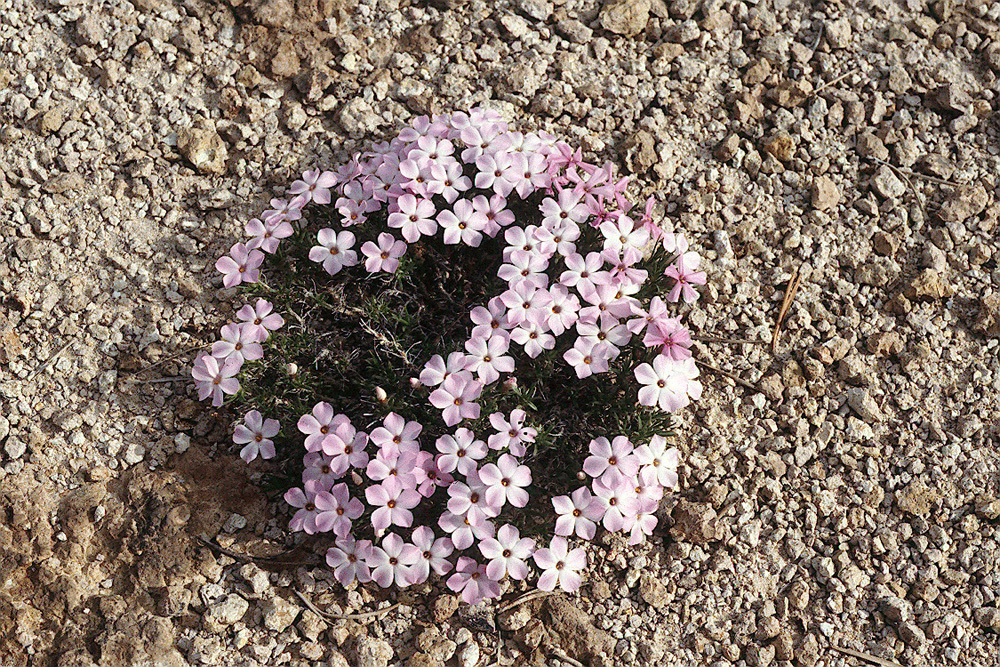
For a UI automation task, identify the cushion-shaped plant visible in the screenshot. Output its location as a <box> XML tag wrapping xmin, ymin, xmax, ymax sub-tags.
<box><xmin>192</xmin><ymin>107</ymin><xmax>706</xmax><ymax>604</ymax></box>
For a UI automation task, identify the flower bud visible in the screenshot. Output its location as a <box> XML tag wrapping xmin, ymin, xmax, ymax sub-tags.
<box><xmin>577</xmin><ymin>471</ymin><xmax>586</xmax><ymax>481</ymax></box>
<box><xmin>501</xmin><ymin>377</ymin><xmax>518</xmax><ymax>393</ymax></box>
<box><xmin>374</xmin><ymin>386</ymin><xmax>388</xmax><ymax>404</ymax></box>
<box><xmin>286</xmin><ymin>363</ymin><xmax>298</xmax><ymax>376</ymax></box>
<box><xmin>409</xmin><ymin>377</ymin><xmax>422</xmax><ymax>389</ymax></box>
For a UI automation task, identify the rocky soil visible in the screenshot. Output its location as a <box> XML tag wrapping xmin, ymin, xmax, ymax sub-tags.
<box><xmin>2</xmin><ymin>0</ymin><xmax>999</xmax><ymax>665</ymax></box>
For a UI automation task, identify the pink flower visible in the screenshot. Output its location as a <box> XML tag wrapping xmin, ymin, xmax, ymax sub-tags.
<box><xmin>600</xmin><ymin>215</ymin><xmax>649</xmax><ymax>254</ymax></box>
<box><xmin>233</xmin><ymin>410</ymin><xmax>279</xmax><ymax>462</ymax></box>
<box><xmin>500</xmin><ymin>281</ymin><xmax>551</xmax><ymax>328</ymax></box>
<box><xmin>236</xmin><ymin>299</ymin><xmax>283</xmax><ymax>342</ymax></box>
<box><xmin>365</xmin><ymin>483</ymin><xmax>421</xmax><ymax>534</ymax></box>
<box><xmin>583</xmin><ymin>436</ymin><xmax>639</xmax><ymax>485</ymax></box>
<box><xmin>314</xmin><ymin>483</ymin><xmax>364</xmax><ymax>537</ymax></box>
<box><xmin>552</xmin><ymin>487</ymin><xmax>604</xmax><ymax>540</ymax></box>
<box><xmin>368</xmin><ymin>412</ymin><xmax>422</xmax><ymax>453</ymax></box>
<box><xmin>479</xmin><ymin>524</ymin><xmax>535</xmax><ymax>581</ymax></box>
<box><xmin>533</xmin><ymin>537</ymin><xmax>586</xmax><ymax>593</ymax></box>
<box><xmin>559</xmin><ymin>251</ymin><xmax>609</xmax><ymax>293</ymax></box>
<box><xmin>245</xmin><ymin>216</ymin><xmax>293</xmax><ymax>253</ymax></box>
<box><xmin>472</xmin><ymin>193</ymin><xmax>514</xmax><ymax>237</ymax></box>
<box><xmin>365</xmin><ymin>449</ymin><xmax>418</xmax><ymax>494</ymax></box>
<box><xmin>262</xmin><ymin>196</ymin><xmax>306</xmax><ymax>222</ymax></box>
<box><xmin>216</xmin><ymin>242</ymin><xmax>264</xmax><ymax>288</ymax></box>
<box><xmin>437</xmin><ymin>198</ymin><xmax>486</xmax><ymax>247</ymax></box>
<box><xmin>624</xmin><ymin>498</ymin><xmax>660</xmax><ymax>546</ymax></box>
<box><xmin>285</xmin><ymin>480</ymin><xmax>323</xmax><ymax>534</ymax></box>
<box><xmin>487</xmin><ymin>409</ymin><xmax>536</xmax><ymax>456</ymax></box>
<box><xmin>469</xmin><ymin>297</ymin><xmax>510</xmax><ymax>341</ymax></box>
<box><xmin>212</xmin><ymin>323</ymin><xmax>264</xmax><ymax>365</ymax></box>
<box><xmin>478</xmin><ymin>454</ymin><xmax>531</xmax><ymax>508</ymax></box>
<box><xmin>320</xmin><ymin>422</ymin><xmax>370</xmax><ymax>474</ymax></box>
<box><xmin>408</xmin><ymin>526</ymin><xmax>454</xmax><ymax>583</ymax></box>
<box><xmin>419</xmin><ymin>353</ymin><xmax>471</xmax><ymax>387</ymax></box>
<box><xmin>192</xmin><ymin>353</ymin><xmax>240</xmax><ymax>407</ymax></box>
<box><xmin>542</xmin><ymin>284</ymin><xmax>580</xmax><ymax>336</ymax></box>
<box><xmin>447</xmin><ymin>557</ymin><xmax>501</xmax><ymax>604</ymax></box>
<box><xmin>563</xmin><ymin>336</ymin><xmax>611</xmax><ymax>379</ymax></box>
<box><xmin>435</xmin><ymin>430</ymin><xmax>486</xmax><ymax>476</ymax></box>
<box><xmin>510</xmin><ymin>313</ymin><xmax>556</xmax><ymax>359</ymax></box>
<box><xmin>447</xmin><ymin>478</ymin><xmax>500</xmax><ymax>524</ymax></box>
<box><xmin>302</xmin><ymin>452</ymin><xmax>340</xmax><ymax>490</ymax></box>
<box><xmin>591</xmin><ymin>477</ymin><xmax>639</xmax><ymax>533</ymax></box>
<box><xmin>296</xmin><ymin>403</ymin><xmax>342</xmax><ymax>452</ymax></box>
<box><xmin>368</xmin><ymin>533</ymin><xmax>421</xmax><ymax>588</ymax></box>
<box><xmin>439</xmin><ymin>510</ymin><xmax>494</xmax><ymax>550</ymax></box>
<box><xmin>428</xmin><ymin>375</ymin><xmax>482</xmax><ymax>426</ymax></box>
<box><xmin>540</xmin><ymin>189</ymin><xmax>590</xmax><ymax>226</ymax></box>
<box><xmin>388</xmin><ymin>194</ymin><xmax>437</xmax><ymax>242</ymax></box>
<box><xmin>464</xmin><ymin>334</ymin><xmax>514</xmax><ymax>385</ymax></box>
<box><xmin>288</xmin><ymin>168</ymin><xmax>338</xmax><ymax>205</ymax></box>
<box><xmin>663</xmin><ymin>255</ymin><xmax>707</xmax><ymax>303</ymax></box>
<box><xmin>634</xmin><ymin>435</ymin><xmax>680</xmax><ymax>489</ymax></box>
<box><xmin>326</xmin><ymin>536</ymin><xmax>373</xmax><ymax>585</ymax></box>
<box><xmin>361</xmin><ymin>232</ymin><xmax>407</xmax><ymax>273</ymax></box>
<box><xmin>634</xmin><ymin>356</ymin><xmax>703</xmax><ymax>412</ymax></box>
<box><xmin>308</xmin><ymin>229</ymin><xmax>358</xmax><ymax>276</ymax></box>
<box><xmin>412</xmin><ymin>451</ymin><xmax>454</xmax><ymax>497</ymax></box>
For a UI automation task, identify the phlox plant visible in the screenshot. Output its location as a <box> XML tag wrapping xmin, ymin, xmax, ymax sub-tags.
<box><xmin>191</xmin><ymin>107</ymin><xmax>707</xmax><ymax>605</ymax></box>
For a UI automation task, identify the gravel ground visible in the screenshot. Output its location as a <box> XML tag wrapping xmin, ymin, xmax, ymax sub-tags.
<box><xmin>2</xmin><ymin>0</ymin><xmax>999</xmax><ymax>665</ymax></box>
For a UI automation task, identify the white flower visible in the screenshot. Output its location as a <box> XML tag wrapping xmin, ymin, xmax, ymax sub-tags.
<box><xmin>634</xmin><ymin>356</ymin><xmax>703</xmax><ymax>412</ymax></box>
<box><xmin>533</xmin><ymin>537</ymin><xmax>586</xmax><ymax>592</ymax></box>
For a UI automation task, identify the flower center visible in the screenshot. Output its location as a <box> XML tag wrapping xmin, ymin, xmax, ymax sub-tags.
<box><xmin>657</xmin><ymin>379</ymin><xmax>666</xmax><ymax>388</ymax></box>
<box><xmin>305</xmin><ymin>502</ymin><xmax>315</xmax><ymax>511</ymax></box>
<box><xmin>255</xmin><ymin>433</ymin><xmax>263</xmax><ymax>442</ymax></box>
<box><xmin>503</xmin><ymin>549</ymin><xmax>511</xmax><ymax>557</ymax></box>
<box><xmin>348</xmin><ymin>554</ymin><xmax>357</xmax><ymax>563</ymax></box>
<box><xmin>453</xmin><ymin>398</ymin><xmax>462</xmax><ymax>406</ymax></box>
<box><xmin>483</xmin><ymin>355</ymin><xmax>491</xmax><ymax>362</ymax></box>
<box><xmin>555</xmin><ymin>561</ymin><xmax>564</xmax><ymax>570</ymax></box>
<box><xmin>389</xmin><ymin>557</ymin><xmax>398</xmax><ymax>565</ymax></box>
<box><xmin>387</xmin><ymin>500</ymin><xmax>396</xmax><ymax>508</ymax></box>
<box><xmin>470</xmin><ymin>493</ymin><xmax>479</xmax><ymax>503</ymax></box>
<box><xmin>254</xmin><ymin>318</ymin><xmax>262</xmax><ymax>325</ymax></box>
<box><xmin>573</xmin><ymin>509</ymin><xmax>581</xmax><ymax>517</ymax></box>
<box><xmin>381</xmin><ymin>251</ymin><xmax>389</xmax><ymax>259</ymax></box>
<box><xmin>336</xmin><ymin>507</ymin><xmax>345</xmax><ymax>515</ymax></box>
<box><xmin>424</xmin><ymin>551</ymin><xmax>432</xmax><ymax>559</ymax></box>
<box><xmin>501</xmin><ymin>478</ymin><xmax>509</xmax><ymax>487</ymax></box>
<box><xmin>320</xmin><ymin>426</ymin><xmax>329</xmax><ymax>434</ymax></box>
<box><xmin>330</xmin><ymin>247</ymin><xmax>339</xmax><ymax>255</ymax></box>
<box><xmin>608</xmin><ymin>456</ymin><xmax>617</xmax><ymax>466</ymax></box>
<box><xmin>321</xmin><ymin>465</ymin><xmax>331</xmax><ymax>474</ymax></box>
<box><xmin>345</xmin><ymin>446</ymin><xmax>353</xmax><ymax>454</ymax></box>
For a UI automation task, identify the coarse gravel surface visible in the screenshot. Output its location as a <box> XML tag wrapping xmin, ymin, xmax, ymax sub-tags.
<box><xmin>2</xmin><ymin>0</ymin><xmax>999</xmax><ymax>666</ymax></box>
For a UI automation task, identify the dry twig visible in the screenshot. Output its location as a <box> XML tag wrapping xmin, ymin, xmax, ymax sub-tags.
<box><xmin>195</xmin><ymin>536</ymin><xmax>321</xmax><ymax>567</ymax></box>
<box><xmin>691</xmin><ymin>334</ymin><xmax>769</xmax><ymax>346</ymax></box>
<box><xmin>550</xmin><ymin>648</ymin><xmax>585</xmax><ymax>667</ymax></box>
<box><xmin>27</xmin><ymin>340</ymin><xmax>73</xmax><ymax>381</ymax></box>
<box><xmin>830</xmin><ymin>644</ymin><xmax>905</xmax><ymax>667</ymax></box>
<box><xmin>812</xmin><ymin>66</ymin><xmax>862</xmax><ymax>95</ymax></box>
<box><xmin>694</xmin><ymin>359</ymin><xmax>759</xmax><ymax>392</ymax></box>
<box><xmin>293</xmin><ymin>590</ymin><xmax>401</xmax><ymax>622</ymax></box>
<box><xmin>497</xmin><ymin>590</ymin><xmax>556</xmax><ymax>614</ymax></box>
<box><xmin>124</xmin><ymin>343</ymin><xmax>210</xmax><ymax>376</ymax></box>
<box><xmin>771</xmin><ymin>265</ymin><xmax>802</xmax><ymax>353</ymax></box>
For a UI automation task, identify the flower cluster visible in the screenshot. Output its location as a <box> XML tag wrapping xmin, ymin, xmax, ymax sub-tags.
<box><xmin>192</xmin><ymin>107</ymin><xmax>706</xmax><ymax>601</ymax></box>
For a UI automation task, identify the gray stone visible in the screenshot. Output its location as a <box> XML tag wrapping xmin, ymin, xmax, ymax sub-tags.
<box><xmin>262</xmin><ymin>596</ymin><xmax>299</xmax><ymax>632</ymax></box>
<box><xmin>665</xmin><ymin>19</ymin><xmax>700</xmax><ymax>43</ymax></box>
<box><xmin>177</xmin><ymin>123</ymin><xmax>228</xmax><ymax>174</ymax></box>
<box><xmin>825</xmin><ymin>18</ymin><xmax>852</xmax><ymax>48</ymax></box>
<box><xmin>847</xmin><ymin>388</ymin><xmax>882</xmax><ymax>422</ymax></box>
<box><xmin>354</xmin><ymin>636</ymin><xmax>393</xmax><ymax>667</ymax></box>
<box><xmin>204</xmin><ymin>594</ymin><xmax>249</xmax><ymax>631</ymax></box>
<box><xmin>937</xmin><ymin>184</ymin><xmax>989</xmax><ymax>223</ymax></box>
<box><xmin>871</xmin><ymin>165</ymin><xmax>905</xmax><ymax>200</ymax></box>
<box><xmin>811</xmin><ymin>175</ymin><xmax>840</xmax><ymax>211</ymax></box>
<box><xmin>600</xmin><ymin>0</ymin><xmax>651</xmax><ymax>37</ymax></box>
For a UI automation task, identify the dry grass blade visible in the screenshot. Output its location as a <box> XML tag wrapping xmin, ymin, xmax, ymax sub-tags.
<box><xmin>27</xmin><ymin>340</ymin><xmax>73</xmax><ymax>381</ymax></box>
<box><xmin>771</xmin><ymin>265</ymin><xmax>802</xmax><ymax>353</ymax></box>
<box><xmin>865</xmin><ymin>157</ymin><xmax>928</xmax><ymax>225</ymax></box>
<box><xmin>550</xmin><ymin>648</ymin><xmax>585</xmax><ymax>667</ymax></box>
<box><xmin>691</xmin><ymin>334</ymin><xmax>769</xmax><ymax>346</ymax></box>
<box><xmin>292</xmin><ymin>589</ymin><xmax>401</xmax><ymax>621</ymax></box>
<box><xmin>830</xmin><ymin>644</ymin><xmax>905</xmax><ymax>667</ymax></box>
<box><xmin>125</xmin><ymin>343</ymin><xmax>210</xmax><ymax>376</ymax></box>
<box><xmin>812</xmin><ymin>66</ymin><xmax>862</xmax><ymax>96</ymax></box>
<box><xmin>497</xmin><ymin>590</ymin><xmax>556</xmax><ymax>614</ymax></box>
<box><xmin>195</xmin><ymin>536</ymin><xmax>321</xmax><ymax>567</ymax></box>
<box><xmin>694</xmin><ymin>359</ymin><xmax>759</xmax><ymax>392</ymax></box>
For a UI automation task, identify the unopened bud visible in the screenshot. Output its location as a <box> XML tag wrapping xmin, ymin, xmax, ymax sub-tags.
<box><xmin>351</xmin><ymin>471</ymin><xmax>363</xmax><ymax>485</ymax></box>
<box><xmin>409</xmin><ymin>377</ymin><xmax>422</xmax><ymax>389</ymax></box>
<box><xmin>374</xmin><ymin>386</ymin><xmax>388</xmax><ymax>404</ymax></box>
<box><xmin>501</xmin><ymin>377</ymin><xmax>518</xmax><ymax>393</ymax></box>
<box><xmin>286</xmin><ymin>363</ymin><xmax>298</xmax><ymax>376</ymax></box>
<box><xmin>577</xmin><ymin>471</ymin><xmax>586</xmax><ymax>481</ymax></box>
